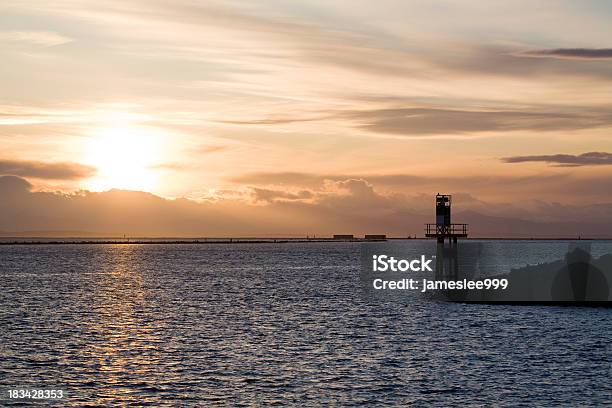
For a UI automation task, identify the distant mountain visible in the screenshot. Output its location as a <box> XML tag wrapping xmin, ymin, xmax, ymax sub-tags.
<box><xmin>456</xmin><ymin>210</ymin><xmax>611</xmax><ymax>239</ymax></box>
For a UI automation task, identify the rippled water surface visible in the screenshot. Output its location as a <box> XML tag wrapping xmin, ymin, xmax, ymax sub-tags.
<box><xmin>1</xmin><ymin>242</ymin><xmax>611</xmax><ymax>406</ymax></box>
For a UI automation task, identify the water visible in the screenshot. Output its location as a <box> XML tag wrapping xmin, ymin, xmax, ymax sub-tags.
<box><xmin>0</xmin><ymin>242</ymin><xmax>610</xmax><ymax>406</ymax></box>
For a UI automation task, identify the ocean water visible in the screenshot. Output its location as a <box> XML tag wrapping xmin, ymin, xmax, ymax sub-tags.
<box><xmin>0</xmin><ymin>242</ymin><xmax>610</xmax><ymax>406</ymax></box>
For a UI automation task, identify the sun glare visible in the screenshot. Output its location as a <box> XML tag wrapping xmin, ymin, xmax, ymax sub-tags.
<box><xmin>84</xmin><ymin>126</ymin><xmax>164</xmax><ymax>192</ymax></box>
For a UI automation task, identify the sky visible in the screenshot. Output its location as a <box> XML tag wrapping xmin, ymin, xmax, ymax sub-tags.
<box><xmin>1</xmin><ymin>0</ymin><xmax>612</xmax><ymax>236</ymax></box>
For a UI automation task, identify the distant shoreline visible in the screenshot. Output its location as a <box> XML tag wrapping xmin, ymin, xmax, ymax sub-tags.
<box><xmin>1</xmin><ymin>237</ymin><xmax>611</xmax><ymax>245</ymax></box>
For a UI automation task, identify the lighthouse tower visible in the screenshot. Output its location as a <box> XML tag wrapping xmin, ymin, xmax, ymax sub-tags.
<box><xmin>425</xmin><ymin>194</ymin><xmax>468</xmax><ymax>279</ymax></box>
<box><xmin>425</xmin><ymin>194</ymin><xmax>468</xmax><ymax>244</ymax></box>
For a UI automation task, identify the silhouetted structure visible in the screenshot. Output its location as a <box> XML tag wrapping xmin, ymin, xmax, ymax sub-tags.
<box><xmin>333</xmin><ymin>234</ymin><xmax>354</xmax><ymax>240</ymax></box>
<box><xmin>425</xmin><ymin>194</ymin><xmax>468</xmax><ymax>244</ymax></box>
<box><xmin>425</xmin><ymin>194</ymin><xmax>468</xmax><ymax>280</ymax></box>
<box><xmin>364</xmin><ymin>234</ymin><xmax>386</xmax><ymax>240</ymax></box>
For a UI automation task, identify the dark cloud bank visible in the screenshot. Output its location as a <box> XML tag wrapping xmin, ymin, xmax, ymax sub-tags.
<box><xmin>1</xmin><ymin>175</ymin><xmax>612</xmax><ymax>238</ymax></box>
<box><xmin>347</xmin><ymin>108</ymin><xmax>612</xmax><ymax>136</ymax></box>
<box><xmin>0</xmin><ymin>159</ymin><xmax>95</xmax><ymax>180</ymax></box>
<box><xmin>502</xmin><ymin>152</ymin><xmax>612</xmax><ymax>167</ymax></box>
<box><xmin>225</xmin><ymin>107</ymin><xmax>612</xmax><ymax>137</ymax></box>
<box><xmin>521</xmin><ymin>48</ymin><xmax>612</xmax><ymax>60</ymax></box>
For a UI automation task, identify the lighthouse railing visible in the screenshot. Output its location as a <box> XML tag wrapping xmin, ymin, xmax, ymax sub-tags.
<box><xmin>425</xmin><ymin>223</ymin><xmax>468</xmax><ymax>236</ymax></box>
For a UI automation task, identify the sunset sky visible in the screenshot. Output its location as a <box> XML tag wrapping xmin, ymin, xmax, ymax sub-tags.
<box><xmin>1</xmin><ymin>0</ymin><xmax>612</xmax><ymax>236</ymax></box>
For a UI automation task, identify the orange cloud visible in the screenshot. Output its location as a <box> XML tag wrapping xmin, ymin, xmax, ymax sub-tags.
<box><xmin>2</xmin><ymin>175</ymin><xmax>612</xmax><ymax>238</ymax></box>
<box><xmin>0</xmin><ymin>159</ymin><xmax>96</xmax><ymax>180</ymax></box>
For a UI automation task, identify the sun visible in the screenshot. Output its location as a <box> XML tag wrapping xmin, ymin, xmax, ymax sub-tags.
<box><xmin>84</xmin><ymin>126</ymin><xmax>164</xmax><ymax>192</ymax></box>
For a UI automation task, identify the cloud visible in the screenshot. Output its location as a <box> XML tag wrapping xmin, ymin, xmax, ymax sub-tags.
<box><xmin>219</xmin><ymin>115</ymin><xmax>327</xmax><ymax>126</ymax></box>
<box><xmin>502</xmin><ymin>152</ymin><xmax>612</xmax><ymax>167</ymax></box>
<box><xmin>230</xmin><ymin>170</ymin><xmax>612</xmax><ymax>205</ymax></box>
<box><xmin>2</xmin><ymin>1</ymin><xmax>612</xmax><ymax>225</ymax></box>
<box><xmin>435</xmin><ymin>45</ymin><xmax>612</xmax><ymax>80</ymax></box>
<box><xmin>344</xmin><ymin>108</ymin><xmax>612</xmax><ymax>136</ymax></box>
<box><xmin>231</xmin><ymin>172</ymin><xmax>329</xmax><ymax>187</ymax></box>
<box><xmin>0</xmin><ymin>30</ymin><xmax>73</xmax><ymax>46</ymax></box>
<box><xmin>0</xmin><ymin>175</ymin><xmax>32</xmax><ymax>193</ymax></box>
<box><xmin>0</xmin><ymin>159</ymin><xmax>96</xmax><ymax>180</ymax></box>
<box><xmin>195</xmin><ymin>145</ymin><xmax>231</xmax><ymax>154</ymax></box>
<box><xmin>7</xmin><ymin>2</ymin><xmax>612</xmax><ymax>82</ymax></box>
<box><xmin>1</xmin><ymin>175</ymin><xmax>612</xmax><ymax>238</ymax></box>
<box><xmin>251</xmin><ymin>187</ymin><xmax>313</xmax><ymax>203</ymax></box>
<box><xmin>520</xmin><ymin>48</ymin><xmax>612</xmax><ymax>60</ymax></box>
<box><xmin>229</xmin><ymin>171</ymin><xmax>559</xmax><ymax>188</ymax></box>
